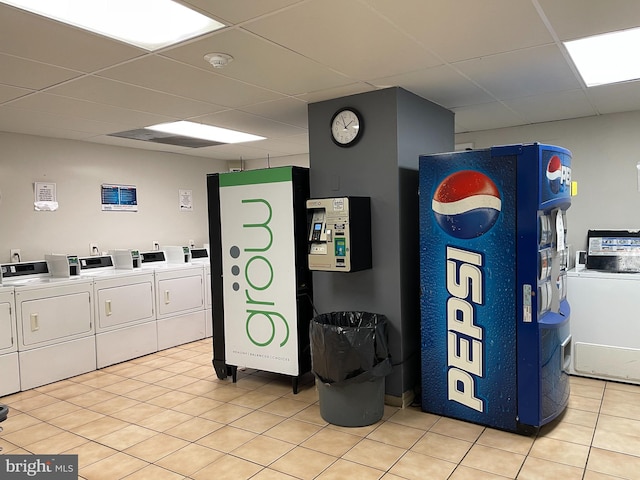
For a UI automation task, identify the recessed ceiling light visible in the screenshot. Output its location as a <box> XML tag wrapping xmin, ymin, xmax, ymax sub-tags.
<box><xmin>0</xmin><ymin>0</ymin><xmax>225</xmax><ymax>51</ymax></box>
<box><xmin>145</xmin><ymin>121</ymin><xmax>266</xmax><ymax>144</ymax></box>
<box><xmin>564</xmin><ymin>27</ymin><xmax>640</xmax><ymax>87</ymax></box>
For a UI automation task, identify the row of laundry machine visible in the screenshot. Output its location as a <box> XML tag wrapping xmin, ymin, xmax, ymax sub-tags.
<box><xmin>0</xmin><ymin>246</ymin><xmax>212</xmax><ymax>396</ymax></box>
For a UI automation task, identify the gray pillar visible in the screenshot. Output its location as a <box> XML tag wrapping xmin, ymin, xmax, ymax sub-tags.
<box><xmin>308</xmin><ymin>87</ymin><xmax>454</xmax><ymax>404</ymax></box>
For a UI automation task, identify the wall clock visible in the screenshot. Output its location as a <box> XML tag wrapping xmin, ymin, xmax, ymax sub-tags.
<box><xmin>330</xmin><ymin>108</ymin><xmax>363</xmax><ymax>147</ymax></box>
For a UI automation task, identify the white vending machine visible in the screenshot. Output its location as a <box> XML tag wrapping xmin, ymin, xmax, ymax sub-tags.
<box><xmin>207</xmin><ymin>167</ymin><xmax>313</xmax><ymax>393</ymax></box>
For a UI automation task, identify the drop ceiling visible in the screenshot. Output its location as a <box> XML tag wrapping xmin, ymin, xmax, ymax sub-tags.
<box><xmin>1</xmin><ymin>0</ymin><xmax>640</xmax><ymax>161</ymax></box>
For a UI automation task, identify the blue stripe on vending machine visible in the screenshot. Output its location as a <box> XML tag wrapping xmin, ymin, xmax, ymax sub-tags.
<box><xmin>419</xmin><ymin>143</ymin><xmax>571</xmax><ymax>434</ymax></box>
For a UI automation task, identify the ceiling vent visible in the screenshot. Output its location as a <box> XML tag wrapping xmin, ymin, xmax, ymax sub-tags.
<box><xmin>108</xmin><ymin>128</ymin><xmax>225</xmax><ymax>148</ymax></box>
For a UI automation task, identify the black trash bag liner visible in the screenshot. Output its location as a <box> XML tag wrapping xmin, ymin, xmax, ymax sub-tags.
<box><xmin>310</xmin><ymin>311</ymin><xmax>392</xmax><ymax>386</ymax></box>
<box><xmin>0</xmin><ymin>404</ymin><xmax>8</xmax><ymax>423</ymax></box>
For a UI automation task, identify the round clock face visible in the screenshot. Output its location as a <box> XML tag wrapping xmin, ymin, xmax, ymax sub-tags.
<box><xmin>331</xmin><ymin>108</ymin><xmax>363</xmax><ymax>147</ymax></box>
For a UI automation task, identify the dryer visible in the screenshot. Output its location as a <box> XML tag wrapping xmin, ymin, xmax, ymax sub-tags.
<box><xmin>2</xmin><ymin>260</ymin><xmax>96</xmax><ymax>390</ymax></box>
<box><xmin>0</xmin><ymin>280</ymin><xmax>20</xmax><ymax>396</ymax></box>
<box><xmin>567</xmin><ymin>268</ymin><xmax>640</xmax><ymax>384</ymax></box>
<box><xmin>141</xmin><ymin>247</ymin><xmax>206</xmax><ymax>350</ymax></box>
<box><xmin>78</xmin><ymin>254</ymin><xmax>157</xmax><ymax>368</ymax></box>
<box><xmin>190</xmin><ymin>248</ymin><xmax>212</xmax><ymax>338</ymax></box>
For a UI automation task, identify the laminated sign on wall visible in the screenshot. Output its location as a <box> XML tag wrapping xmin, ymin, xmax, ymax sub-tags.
<box><xmin>34</xmin><ymin>182</ymin><xmax>58</xmax><ymax>211</ymax></box>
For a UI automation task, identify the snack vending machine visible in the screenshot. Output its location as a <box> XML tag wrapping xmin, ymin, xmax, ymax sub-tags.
<box><xmin>419</xmin><ymin>143</ymin><xmax>572</xmax><ymax>434</ymax></box>
<box><xmin>207</xmin><ymin>167</ymin><xmax>313</xmax><ymax>394</ymax></box>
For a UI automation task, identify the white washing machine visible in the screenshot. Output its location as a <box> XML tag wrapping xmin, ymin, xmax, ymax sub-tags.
<box><xmin>190</xmin><ymin>248</ymin><xmax>212</xmax><ymax>338</ymax></box>
<box><xmin>141</xmin><ymin>248</ymin><xmax>206</xmax><ymax>350</ymax></box>
<box><xmin>567</xmin><ymin>267</ymin><xmax>640</xmax><ymax>384</ymax></box>
<box><xmin>0</xmin><ymin>281</ymin><xmax>20</xmax><ymax>396</ymax></box>
<box><xmin>2</xmin><ymin>260</ymin><xmax>96</xmax><ymax>390</ymax></box>
<box><xmin>78</xmin><ymin>254</ymin><xmax>157</xmax><ymax>368</ymax></box>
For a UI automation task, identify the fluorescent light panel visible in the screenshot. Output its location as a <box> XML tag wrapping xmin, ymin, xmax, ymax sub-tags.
<box><xmin>146</xmin><ymin>121</ymin><xmax>266</xmax><ymax>144</ymax></box>
<box><xmin>564</xmin><ymin>27</ymin><xmax>640</xmax><ymax>87</ymax></box>
<box><xmin>0</xmin><ymin>0</ymin><xmax>225</xmax><ymax>50</ymax></box>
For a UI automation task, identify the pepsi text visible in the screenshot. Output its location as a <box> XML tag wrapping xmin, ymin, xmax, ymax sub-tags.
<box><xmin>446</xmin><ymin>246</ymin><xmax>485</xmax><ymax>412</ymax></box>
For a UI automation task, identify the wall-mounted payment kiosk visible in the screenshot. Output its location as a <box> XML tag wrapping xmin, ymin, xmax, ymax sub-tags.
<box><xmin>306</xmin><ymin>196</ymin><xmax>372</xmax><ymax>272</ymax></box>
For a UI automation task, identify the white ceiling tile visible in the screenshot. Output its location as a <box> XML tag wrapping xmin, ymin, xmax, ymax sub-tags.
<box><xmin>0</xmin><ymin>84</ymin><xmax>33</xmax><ymax>103</ymax></box>
<box><xmin>8</xmin><ymin>93</ymin><xmax>175</xmax><ymax>129</ymax></box>
<box><xmin>1</xmin><ymin>0</ymin><xmax>640</xmax><ymax>160</ymax></box>
<box><xmin>238</xmin><ymin>97</ymin><xmax>309</xmax><ymax>129</ymax></box>
<box><xmin>98</xmin><ymin>55</ymin><xmax>284</xmax><ymax>107</ymax></box>
<box><xmin>297</xmin><ymin>83</ymin><xmax>376</xmax><ymax>104</ymax></box>
<box><xmin>504</xmin><ymin>89</ymin><xmax>596</xmax><ymax>124</ymax></box>
<box><xmin>454</xmin><ymin>45</ymin><xmax>582</xmax><ymax>100</ymax></box>
<box><xmin>192</xmin><ymin>109</ymin><xmax>306</xmax><ymax>139</ymax></box>
<box><xmin>586</xmin><ymin>81</ymin><xmax>640</xmax><ymax>115</ymax></box>
<box><xmin>371</xmin><ymin>65</ymin><xmax>495</xmax><ymax>108</ymax></box>
<box><xmin>0</xmin><ymin>4</ymin><xmax>144</xmax><ymax>71</ymax></box>
<box><xmin>537</xmin><ymin>0</ymin><xmax>640</xmax><ymax>41</ymax></box>
<box><xmin>244</xmin><ymin>0</ymin><xmax>442</xmax><ymax>79</ymax></box>
<box><xmin>185</xmin><ymin>142</ymin><xmax>274</xmax><ymax>161</ymax></box>
<box><xmin>247</xmin><ymin>136</ymin><xmax>309</xmax><ymax>155</ymax></box>
<box><xmin>0</xmin><ymin>53</ymin><xmax>83</xmax><ymax>90</ymax></box>
<box><xmin>0</xmin><ymin>106</ymin><xmax>124</xmax><ymax>136</ymax></box>
<box><xmin>161</xmin><ymin>29</ymin><xmax>354</xmax><ymax>95</ymax></box>
<box><xmin>182</xmin><ymin>0</ymin><xmax>306</xmax><ymax>25</ymax></box>
<box><xmin>46</xmin><ymin>76</ymin><xmax>224</xmax><ymax>119</ymax></box>
<box><xmin>363</xmin><ymin>0</ymin><xmax>552</xmax><ymax>62</ymax></box>
<box><xmin>452</xmin><ymin>102</ymin><xmax>527</xmax><ymax>132</ymax></box>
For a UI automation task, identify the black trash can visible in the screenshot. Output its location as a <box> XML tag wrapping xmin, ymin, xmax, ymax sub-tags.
<box><xmin>0</xmin><ymin>404</ymin><xmax>8</xmax><ymax>453</ymax></box>
<box><xmin>310</xmin><ymin>312</ymin><xmax>392</xmax><ymax>427</ymax></box>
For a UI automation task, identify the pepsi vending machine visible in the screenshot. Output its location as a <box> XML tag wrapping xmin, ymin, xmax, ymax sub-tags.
<box><xmin>419</xmin><ymin>143</ymin><xmax>572</xmax><ymax>434</ymax></box>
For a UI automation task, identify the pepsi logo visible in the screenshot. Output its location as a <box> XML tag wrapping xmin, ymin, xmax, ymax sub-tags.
<box><xmin>546</xmin><ymin>155</ymin><xmax>563</xmax><ymax>194</ymax></box>
<box><xmin>432</xmin><ymin>170</ymin><xmax>501</xmax><ymax>239</ymax></box>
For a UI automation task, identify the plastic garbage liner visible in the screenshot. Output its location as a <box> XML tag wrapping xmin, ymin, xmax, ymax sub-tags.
<box><xmin>310</xmin><ymin>312</ymin><xmax>392</xmax><ymax>426</ymax></box>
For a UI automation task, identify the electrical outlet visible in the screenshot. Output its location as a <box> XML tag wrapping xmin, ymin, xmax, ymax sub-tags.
<box><xmin>89</xmin><ymin>243</ymin><xmax>99</xmax><ymax>255</ymax></box>
<box><xmin>152</xmin><ymin>241</ymin><xmax>160</xmax><ymax>251</ymax></box>
<box><xmin>10</xmin><ymin>249</ymin><xmax>21</xmax><ymax>262</ymax></box>
<box><xmin>188</xmin><ymin>239</ymin><xmax>195</xmax><ymax>248</ymax></box>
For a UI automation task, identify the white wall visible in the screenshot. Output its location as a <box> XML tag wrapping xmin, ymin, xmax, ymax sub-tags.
<box><xmin>455</xmin><ymin>110</ymin><xmax>640</xmax><ymax>253</ymax></box>
<box><xmin>0</xmin><ymin>132</ymin><xmax>228</xmax><ymax>263</ymax></box>
<box><xmin>3</xmin><ymin>108</ymin><xmax>640</xmax><ymax>263</ymax></box>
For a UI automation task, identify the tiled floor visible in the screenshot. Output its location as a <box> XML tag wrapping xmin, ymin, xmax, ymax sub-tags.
<box><xmin>1</xmin><ymin>339</ymin><xmax>640</xmax><ymax>479</ymax></box>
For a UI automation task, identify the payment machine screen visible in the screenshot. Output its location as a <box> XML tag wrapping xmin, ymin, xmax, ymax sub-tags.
<box><xmin>312</xmin><ymin>222</ymin><xmax>322</xmax><ymax>241</ymax></box>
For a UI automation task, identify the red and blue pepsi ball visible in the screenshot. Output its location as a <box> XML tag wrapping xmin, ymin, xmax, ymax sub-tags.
<box><xmin>432</xmin><ymin>170</ymin><xmax>501</xmax><ymax>239</ymax></box>
<box><xmin>546</xmin><ymin>155</ymin><xmax>562</xmax><ymax>194</ymax></box>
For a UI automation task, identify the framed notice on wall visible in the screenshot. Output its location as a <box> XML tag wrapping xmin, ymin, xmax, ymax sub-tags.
<box><xmin>101</xmin><ymin>184</ymin><xmax>138</xmax><ymax>211</ymax></box>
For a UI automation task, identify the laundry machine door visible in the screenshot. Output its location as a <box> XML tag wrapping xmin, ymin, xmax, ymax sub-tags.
<box><xmin>18</xmin><ymin>291</ymin><xmax>92</xmax><ymax>348</ymax></box>
<box><xmin>0</xmin><ymin>297</ymin><xmax>15</xmax><ymax>352</ymax></box>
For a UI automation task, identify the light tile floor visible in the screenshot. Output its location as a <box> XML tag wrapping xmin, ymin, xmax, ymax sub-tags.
<box><xmin>1</xmin><ymin>339</ymin><xmax>640</xmax><ymax>479</ymax></box>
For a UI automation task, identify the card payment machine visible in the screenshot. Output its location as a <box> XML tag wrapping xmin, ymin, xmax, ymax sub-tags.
<box><xmin>306</xmin><ymin>196</ymin><xmax>372</xmax><ymax>272</ymax></box>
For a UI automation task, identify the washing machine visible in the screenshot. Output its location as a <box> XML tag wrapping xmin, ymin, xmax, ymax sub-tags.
<box><xmin>141</xmin><ymin>247</ymin><xmax>206</xmax><ymax>350</ymax></box>
<box><xmin>567</xmin><ymin>267</ymin><xmax>640</xmax><ymax>384</ymax></box>
<box><xmin>0</xmin><ymin>279</ymin><xmax>20</xmax><ymax>396</ymax></box>
<box><xmin>190</xmin><ymin>248</ymin><xmax>212</xmax><ymax>338</ymax></box>
<box><xmin>78</xmin><ymin>254</ymin><xmax>157</xmax><ymax>368</ymax></box>
<box><xmin>1</xmin><ymin>259</ymin><xmax>96</xmax><ymax>390</ymax></box>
